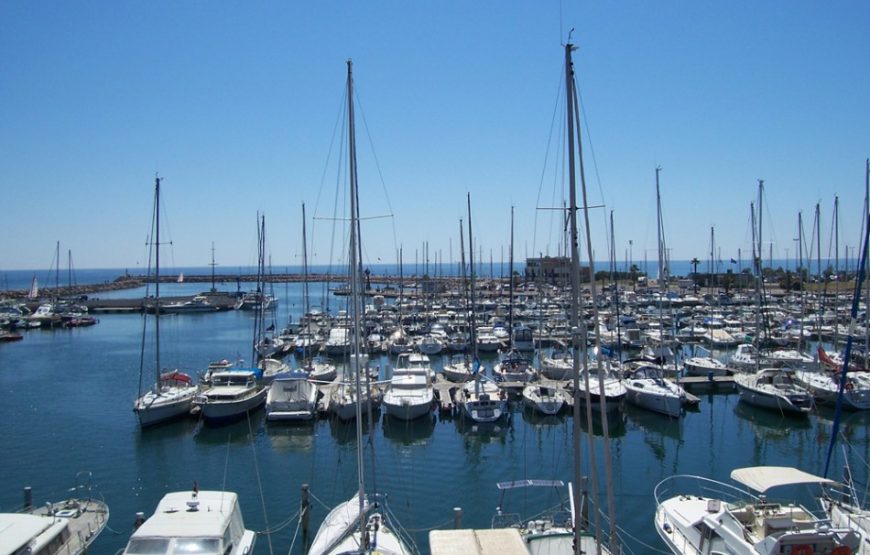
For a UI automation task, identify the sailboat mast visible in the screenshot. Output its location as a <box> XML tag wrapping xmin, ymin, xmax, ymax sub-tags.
<box><xmin>656</xmin><ymin>167</ymin><xmax>664</xmax><ymax>284</ymax></box>
<box><xmin>302</xmin><ymin>203</ymin><xmax>310</xmax><ymax>360</ymax></box>
<box><xmin>508</xmin><ymin>206</ymin><xmax>514</xmax><ymax>348</ymax></box>
<box><xmin>345</xmin><ymin>58</ymin><xmax>367</xmax><ymax>526</ymax></box>
<box><xmin>467</xmin><ymin>193</ymin><xmax>478</xmax><ymax>361</ymax></box>
<box><xmin>154</xmin><ymin>177</ymin><xmax>161</xmax><ymax>382</ymax></box>
<box><xmin>563</xmin><ymin>42</ymin><xmax>589</xmax><ymax>555</ymax></box>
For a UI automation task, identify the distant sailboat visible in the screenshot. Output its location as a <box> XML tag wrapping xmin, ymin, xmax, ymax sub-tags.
<box><xmin>177</xmin><ymin>272</ymin><xmax>184</xmax><ymax>283</ymax></box>
<box><xmin>27</xmin><ymin>275</ymin><xmax>38</xmax><ymax>299</ymax></box>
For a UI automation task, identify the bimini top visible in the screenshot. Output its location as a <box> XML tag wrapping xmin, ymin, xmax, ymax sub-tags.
<box><xmin>730</xmin><ymin>466</ymin><xmax>838</xmax><ymax>493</ymax></box>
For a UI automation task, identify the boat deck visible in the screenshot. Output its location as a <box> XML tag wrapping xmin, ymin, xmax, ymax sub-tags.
<box><xmin>429</xmin><ymin>528</ymin><xmax>528</xmax><ymax>555</ymax></box>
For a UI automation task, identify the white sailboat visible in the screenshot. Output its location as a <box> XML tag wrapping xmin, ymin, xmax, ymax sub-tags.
<box><xmin>309</xmin><ymin>59</ymin><xmax>414</xmax><ymax>555</ymax></box>
<box><xmin>133</xmin><ymin>177</ymin><xmax>198</xmax><ymax>428</ymax></box>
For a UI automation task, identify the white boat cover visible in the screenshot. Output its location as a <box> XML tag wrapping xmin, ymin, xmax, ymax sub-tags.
<box><xmin>308</xmin><ymin>494</ymin><xmax>367</xmax><ymax>555</ymax></box>
<box><xmin>730</xmin><ymin>466</ymin><xmax>838</xmax><ymax>493</ymax></box>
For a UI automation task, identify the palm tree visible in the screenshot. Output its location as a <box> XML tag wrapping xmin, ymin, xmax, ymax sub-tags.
<box><xmin>690</xmin><ymin>257</ymin><xmax>700</xmax><ymax>292</ymax></box>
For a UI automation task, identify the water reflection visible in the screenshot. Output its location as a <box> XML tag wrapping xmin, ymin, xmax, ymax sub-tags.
<box><xmin>733</xmin><ymin>401</ymin><xmax>811</xmax><ymax>440</ymax></box>
<box><xmin>382</xmin><ymin>415</ymin><xmax>435</xmax><ymax>445</ymax></box>
<box><xmin>194</xmin><ymin>411</ymin><xmax>265</xmax><ymax>445</ymax></box>
<box><xmin>328</xmin><ymin>412</ymin><xmax>380</xmax><ymax>445</ymax></box>
<box><xmin>265</xmin><ymin>420</ymin><xmax>315</xmax><ymax>453</ymax></box>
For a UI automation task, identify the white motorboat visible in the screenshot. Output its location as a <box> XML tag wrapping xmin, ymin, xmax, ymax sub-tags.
<box><xmin>475</xmin><ymin>326</ymin><xmax>502</xmax><ymax>353</ymax></box>
<box><xmin>734</xmin><ymin>367</ymin><xmax>814</xmax><ymax>414</ymax></box>
<box><xmin>266</xmin><ymin>368</ymin><xmax>318</xmax><ymax>421</ymax></box>
<box><xmin>194</xmin><ymin>369</ymin><xmax>267</xmax><ymax>424</ymax></box>
<box><xmin>417</xmin><ymin>333</ymin><xmax>444</xmax><ymax>355</ymax></box>
<box><xmin>729</xmin><ymin>343</ymin><xmax>761</xmax><ymax>372</ymax></box>
<box><xmin>654</xmin><ymin>467</ymin><xmax>860</xmax><ymax>555</ymax></box>
<box><xmin>382</xmin><ymin>352</ymin><xmax>434</xmax><ymax>421</ymax></box>
<box><xmin>622</xmin><ymin>363</ymin><xmax>686</xmax><ymax>418</ymax></box>
<box><xmin>511</xmin><ymin>324</ymin><xmax>535</xmax><ymax>352</ymax></box>
<box><xmin>325</xmin><ymin>327</ymin><xmax>352</xmax><ymax>356</ymax></box>
<box><xmin>122</xmin><ymin>489</ymin><xmax>255</xmax><ymax>555</ymax></box>
<box><xmin>303</xmin><ymin>357</ymin><xmax>338</xmax><ymax>383</ymax></box>
<box><xmin>521</xmin><ymin>384</ymin><xmax>566</xmax><ymax>415</ymax></box>
<box><xmin>1</xmin><ymin>478</ymin><xmax>109</xmax><ymax>555</ymax></box>
<box><xmin>159</xmin><ymin>295</ymin><xmax>218</xmax><ymax>314</ymax></box>
<box><xmin>258</xmin><ymin>356</ymin><xmax>290</xmax><ymax>384</ymax></box>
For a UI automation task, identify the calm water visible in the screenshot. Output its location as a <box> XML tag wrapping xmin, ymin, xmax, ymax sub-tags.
<box><xmin>1</xmin><ymin>281</ymin><xmax>869</xmax><ymax>555</ymax></box>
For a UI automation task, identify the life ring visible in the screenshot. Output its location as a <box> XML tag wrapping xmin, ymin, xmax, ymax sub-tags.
<box><xmin>831</xmin><ymin>545</ymin><xmax>852</xmax><ymax>555</ymax></box>
<box><xmin>790</xmin><ymin>545</ymin><xmax>813</xmax><ymax>555</ymax></box>
<box><xmin>845</xmin><ymin>382</ymin><xmax>855</xmax><ymax>391</ymax></box>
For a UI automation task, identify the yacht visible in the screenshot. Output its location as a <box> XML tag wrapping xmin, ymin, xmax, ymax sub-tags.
<box><xmin>655</xmin><ymin>467</ymin><xmax>860</xmax><ymax>555</ymax></box>
<box><xmin>122</xmin><ymin>489</ymin><xmax>255</xmax><ymax>555</ymax></box>
<box><xmin>265</xmin><ymin>368</ymin><xmax>318</xmax><ymax>421</ymax></box>
<box><xmin>382</xmin><ymin>352</ymin><xmax>434</xmax><ymax>421</ymax></box>
<box><xmin>194</xmin><ymin>369</ymin><xmax>267</xmax><ymax>424</ymax></box>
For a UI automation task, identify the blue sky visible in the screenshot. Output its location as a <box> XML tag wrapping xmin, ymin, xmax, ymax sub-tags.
<box><xmin>2</xmin><ymin>1</ymin><xmax>868</xmax><ymax>273</ymax></box>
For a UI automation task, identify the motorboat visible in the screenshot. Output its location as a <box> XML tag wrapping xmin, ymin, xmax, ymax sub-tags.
<box><xmin>159</xmin><ymin>295</ymin><xmax>218</xmax><ymax>314</ymax></box>
<box><xmin>684</xmin><ymin>355</ymin><xmax>730</xmax><ymax>377</ymax></box>
<box><xmin>1</xmin><ymin>478</ymin><xmax>109</xmax><ymax>555</ymax></box>
<box><xmin>382</xmin><ymin>352</ymin><xmax>434</xmax><ymax>421</ymax></box>
<box><xmin>622</xmin><ymin>363</ymin><xmax>686</xmax><ymax>418</ymax></box>
<box><xmin>654</xmin><ymin>466</ymin><xmax>860</xmax><ymax>555</ymax></box>
<box><xmin>734</xmin><ymin>367</ymin><xmax>814</xmax><ymax>414</ymax></box>
<box><xmin>121</xmin><ymin>489</ymin><xmax>255</xmax><ymax>555</ymax></box>
<box><xmin>194</xmin><ymin>369</ymin><xmax>267</xmax><ymax>424</ymax></box>
<box><xmin>266</xmin><ymin>368</ymin><xmax>318</xmax><ymax>421</ymax></box>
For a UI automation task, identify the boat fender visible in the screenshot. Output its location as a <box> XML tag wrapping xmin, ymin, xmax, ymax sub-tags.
<box><xmin>662</xmin><ymin>521</ymin><xmax>672</xmax><ymax>534</ymax></box>
<box><xmin>790</xmin><ymin>545</ymin><xmax>812</xmax><ymax>555</ymax></box>
<box><xmin>831</xmin><ymin>546</ymin><xmax>852</xmax><ymax>555</ymax></box>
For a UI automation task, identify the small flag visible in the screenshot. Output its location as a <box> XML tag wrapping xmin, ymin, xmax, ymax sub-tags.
<box><xmin>266</xmin><ymin>323</ymin><xmax>275</xmax><ymax>332</ymax></box>
<box><xmin>730</xmin><ymin>258</ymin><xmax>737</xmax><ymax>264</ymax></box>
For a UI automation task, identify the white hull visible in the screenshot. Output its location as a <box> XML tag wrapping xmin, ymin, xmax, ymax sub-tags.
<box><xmin>134</xmin><ymin>387</ymin><xmax>197</xmax><ymax>427</ymax></box>
<box><xmin>199</xmin><ymin>387</ymin><xmax>267</xmax><ymax>423</ymax></box>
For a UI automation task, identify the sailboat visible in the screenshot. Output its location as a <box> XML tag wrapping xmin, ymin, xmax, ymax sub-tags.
<box><xmin>309</xmin><ymin>60</ymin><xmax>414</xmax><ymax>555</ymax></box>
<box><xmin>133</xmin><ymin>177</ymin><xmax>198</xmax><ymax>428</ymax></box>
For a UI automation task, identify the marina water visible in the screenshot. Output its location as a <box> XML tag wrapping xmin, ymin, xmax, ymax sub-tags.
<box><xmin>2</xmin><ymin>276</ymin><xmax>869</xmax><ymax>554</ymax></box>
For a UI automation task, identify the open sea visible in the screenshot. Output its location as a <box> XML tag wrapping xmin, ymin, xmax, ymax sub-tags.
<box><xmin>2</xmin><ymin>277</ymin><xmax>869</xmax><ymax>554</ymax></box>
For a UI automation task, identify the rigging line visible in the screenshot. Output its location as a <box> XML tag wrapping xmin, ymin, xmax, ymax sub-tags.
<box><xmin>577</xmin><ymin>88</ymin><xmax>611</xmax><ymax>255</ymax></box>
<box><xmin>354</xmin><ymin>89</ymin><xmax>401</xmax><ymax>251</ymax></box>
<box><xmin>246</xmin><ymin>411</ymin><xmax>274</xmax><ymax>555</ymax></box>
<box><xmin>286</xmin><ymin>510</ymin><xmax>303</xmax><ymax>555</ymax></box>
<box><xmin>312</xmin><ymin>86</ymin><xmax>349</xmax><ymax>223</ymax></box>
<box><xmin>533</xmin><ymin>69</ymin><xmax>567</xmax><ymax>258</ymax></box>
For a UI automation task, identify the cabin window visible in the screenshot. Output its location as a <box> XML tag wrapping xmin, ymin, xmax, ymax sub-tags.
<box><xmin>173</xmin><ymin>538</ymin><xmax>221</xmax><ymax>554</ymax></box>
<box><xmin>126</xmin><ymin>538</ymin><xmax>171</xmax><ymax>554</ymax></box>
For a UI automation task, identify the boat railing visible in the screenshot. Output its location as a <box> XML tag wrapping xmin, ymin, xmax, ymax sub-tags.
<box><xmin>654</xmin><ymin>474</ymin><xmax>757</xmax><ymax>508</ymax></box>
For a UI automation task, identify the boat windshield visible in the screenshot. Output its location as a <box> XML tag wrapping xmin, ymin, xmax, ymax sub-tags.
<box><xmin>126</xmin><ymin>537</ymin><xmax>221</xmax><ymax>555</ymax></box>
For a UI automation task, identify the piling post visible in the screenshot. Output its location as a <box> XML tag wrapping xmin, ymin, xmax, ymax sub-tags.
<box><xmin>453</xmin><ymin>507</ymin><xmax>462</xmax><ymax>529</ymax></box>
<box><xmin>301</xmin><ymin>484</ymin><xmax>310</xmax><ymax>548</ymax></box>
<box><xmin>23</xmin><ymin>487</ymin><xmax>32</xmax><ymax>510</ymax></box>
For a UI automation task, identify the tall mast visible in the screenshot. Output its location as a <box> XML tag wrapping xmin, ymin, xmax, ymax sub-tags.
<box><xmin>302</xmin><ymin>203</ymin><xmax>310</xmax><ymax>361</ymax></box>
<box><xmin>345</xmin><ymin>58</ymin><xmax>367</xmax><ymax>529</ymax></box>
<box><xmin>154</xmin><ymin>177</ymin><xmax>161</xmax><ymax>383</ymax></box>
<box><xmin>508</xmin><ymin>206</ymin><xmax>514</xmax><ymax>348</ymax></box>
<box><xmin>655</xmin><ymin>167</ymin><xmax>665</xmax><ymax>285</ymax></box>
<box><xmin>467</xmin><ymin>193</ymin><xmax>478</xmax><ymax>362</ymax></box>
<box><xmin>210</xmin><ymin>242</ymin><xmax>217</xmax><ymax>293</ymax></box>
